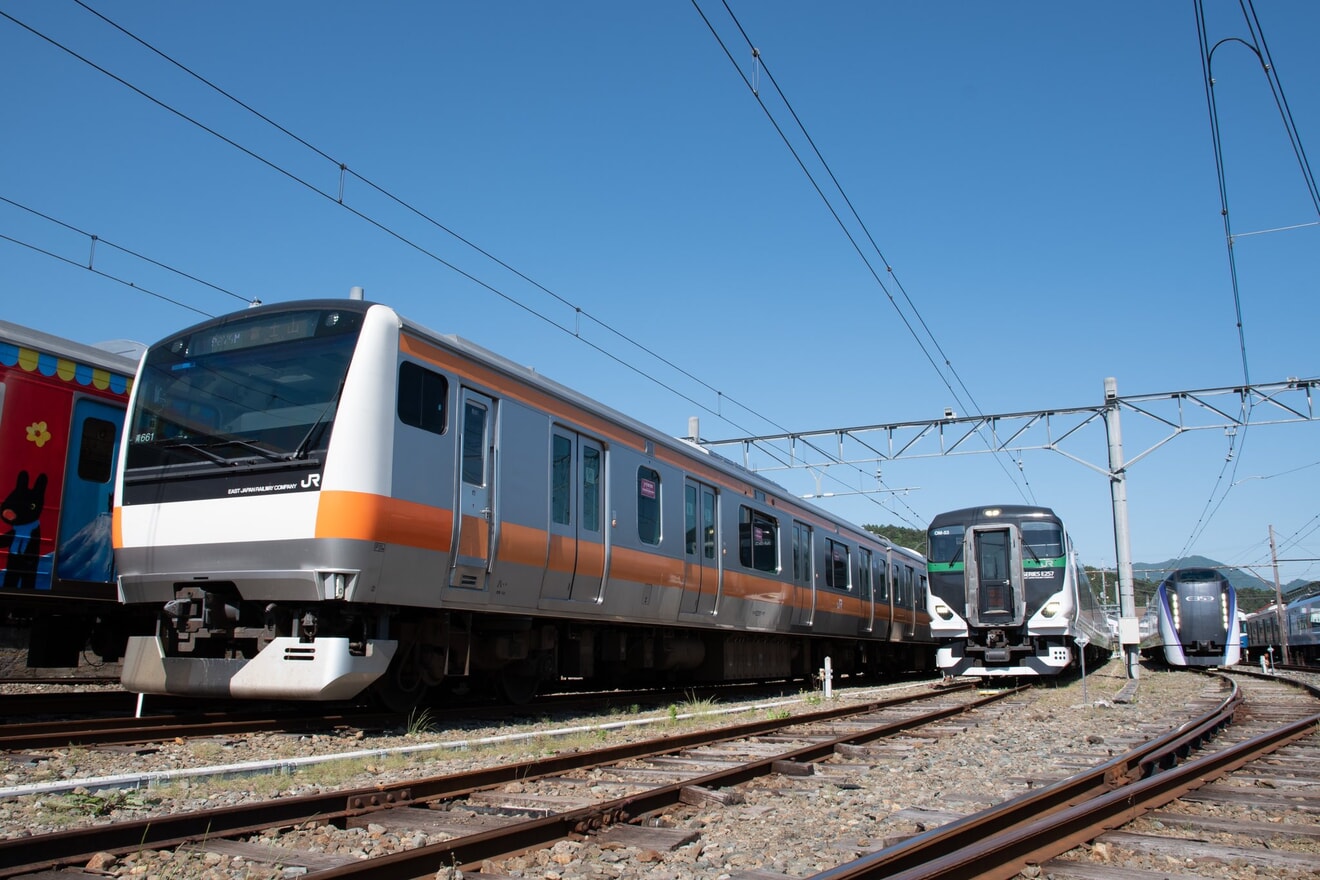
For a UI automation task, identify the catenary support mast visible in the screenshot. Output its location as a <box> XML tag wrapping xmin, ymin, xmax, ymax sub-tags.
<box><xmin>1104</xmin><ymin>377</ymin><xmax>1139</xmax><ymax>679</ymax></box>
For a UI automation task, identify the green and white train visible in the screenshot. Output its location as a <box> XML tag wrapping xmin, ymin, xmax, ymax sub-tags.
<box><xmin>926</xmin><ymin>505</ymin><xmax>1113</xmax><ymax>678</ymax></box>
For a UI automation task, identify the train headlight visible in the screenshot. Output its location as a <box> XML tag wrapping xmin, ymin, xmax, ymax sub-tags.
<box><xmin>1042</xmin><ymin>601</ymin><xmax>1060</xmax><ymax>618</ymax></box>
<box><xmin>933</xmin><ymin>601</ymin><xmax>955</xmax><ymax>621</ymax></box>
<box><xmin>1169</xmin><ymin>594</ymin><xmax>1180</xmax><ymax>628</ymax></box>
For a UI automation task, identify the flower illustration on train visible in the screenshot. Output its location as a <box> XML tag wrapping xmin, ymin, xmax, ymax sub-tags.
<box><xmin>25</xmin><ymin>421</ymin><xmax>52</xmax><ymax>448</ymax></box>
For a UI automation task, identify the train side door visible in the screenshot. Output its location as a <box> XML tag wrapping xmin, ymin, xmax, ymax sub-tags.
<box><xmin>55</xmin><ymin>400</ymin><xmax>123</xmax><ymax>585</ymax></box>
<box><xmin>857</xmin><ymin>547</ymin><xmax>875</xmax><ymax>634</ymax></box>
<box><xmin>878</xmin><ymin>555</ymin><xmax>894</xmax><ymax>639</ymax></box>
<box><xmin>680</xmin><ymin>479</ymin><xmax>720</xmax><ymax>616</ymax></box>
<box><xmin>449</xmin><ymin>390</ymin><xmax>496</xmax><ymax>590</ymax></box>
<box><xmin>541</xmin><ymin>429</ymin><xmax>608</xmax><ymax>604</ymax></box>
<box><xmin>791</xmin><ymin>521</ymin><xmax>815</xmax><ymax>627</ymax></box>
<box><xmin>967</xmin><ymin>525</ymin><xmax>1024</xmax><ymax>625</ymax></box>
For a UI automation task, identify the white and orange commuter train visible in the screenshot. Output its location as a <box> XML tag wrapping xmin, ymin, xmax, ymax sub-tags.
<box><xmin>114</xmin><ymin>296</ymin><xmax>934</xmax><ymax>708</ymax></box>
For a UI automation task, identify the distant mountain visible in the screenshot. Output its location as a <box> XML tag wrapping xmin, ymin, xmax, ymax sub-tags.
<box><xmin>1132</xmin><ymin>555</ymin><xmax>1309</xmax><ymax>595</ymax></box>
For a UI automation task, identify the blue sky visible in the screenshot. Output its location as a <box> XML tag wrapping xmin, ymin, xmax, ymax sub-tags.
<box><xmin>3</xmin><ymin>2</ymin><xmax>1317</xmax><ymax>588</ymax></box>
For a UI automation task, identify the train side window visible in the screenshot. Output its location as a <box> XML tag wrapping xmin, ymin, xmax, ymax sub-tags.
<box><xmin>792</xmin><ymin>522</ymin><xmax>812</xmax><ymax>585</ymax></box>
<box><xmin>857</xmin><ymin>548</ymin><xmax>872</xmax><ymax>600</ymax></box>
<box><xmin>637</xmin><ymin>467</ymin><xmax>661</xmax><ymax>545</ymax></box>
<box><xmin>77</xmin><ymin>417</ymin><xmax>118</xmax><ymax>483</ymax></box>
<box><xmin>685</xmin><ymin>485</ymin><xmax>698</xmax><ymax>555</ymax></box>
<box><xmin>739</xmin><ymin>506</ymin><xmax>778</xmax><ymax>573</ymax></box>
<box><xmin>701</xmin><ymin>487</ymin><xmax>716</xmax><ymax>559</ymax></box>
<box><xmin>825</xmin><ymin>538</ymin><xmax>850</xmax><ymax>590</ymax></box>
<box><xmin>461</xmin><ymin>400</ymin><xmax>487</xmax><ymax>486</ymax></box>
<box><xmin>397</xmin><ymin>362</ymin><xmax>448</xmax><ymax>435</ymax></box>
<box><xmin>582</xmin><ymin>446</ymin><xmax>601</xmax><ymax>532</ymax></box>
<box><xmin>552</xmin><ymin>434</ymin><xmax>572</xmax><ymax>525</ymax></box>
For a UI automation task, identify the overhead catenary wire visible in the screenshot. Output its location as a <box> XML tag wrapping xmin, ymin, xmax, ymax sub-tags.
<box><xmin>0</xmin><ymin>195</ymin><xmax>252</xmax><ymax>313</ymax></box>
<box><xmin>2</xmin><ymin>3</ymin><xmax>928</xmax><ymax>530</ymax></box>
<box><xmin>1176</xmin><ymin>0</ymin><xmax>1319</xmax><ymax>564</ymax></box>
<box><xmin>692</xmin><ymin>0</ymin><xmax>1035</xmax><ymax>511</ymax></box>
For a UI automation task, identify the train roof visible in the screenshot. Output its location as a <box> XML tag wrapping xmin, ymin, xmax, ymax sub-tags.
<box><xmin>1162</xmin><ymin>568</ymin><xmax>1227</xmax><ymax>583</ymax></box>
<box><xmin>928</xmin><ymin>505</ymin><xmax>1062</xmax><ymax>528</ymax></box>
<box><xmin>0</xmin><ymin>319</ymin><xmax>143</xmax><ymax>376</ymax></box>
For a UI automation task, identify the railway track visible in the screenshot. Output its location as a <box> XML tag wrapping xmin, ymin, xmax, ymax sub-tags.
<box><xmin>814</xmin><ymin>668</ymin><xmax>1320</xmax><ymax>880</ymax></box>
<box><xmin>1</xmin><ymin>668</ymin><xmax>1312</xmax><ymax>878</ymax></box>
<box><xmin>0</xmin><ymin>678</ymin><xmax>852</xmax><ymax>751</ymax></box>
<box><xmin>0</xmin><ymin>681</ymin><xmax>995</xmax><ymax>878</ymax></box>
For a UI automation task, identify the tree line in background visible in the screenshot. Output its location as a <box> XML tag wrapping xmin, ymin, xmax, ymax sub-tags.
<box><xmin>864</xmin><ymin>523</ymin><xmax>1313</xmax><ymax>615</ymax></box>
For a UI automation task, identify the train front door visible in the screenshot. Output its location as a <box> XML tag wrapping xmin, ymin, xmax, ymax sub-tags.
<box><xmin>679</xmin><ymin>479</ymin><xmax>720</xmax><ymax>616</ymax></box>
<box><xmin>540</xmin><ymin>430</ymin><xmax>607</xmax><ymax>604</ymax></box>
<box><xmin>968</xmin><ymin>525</ymin><xmax>1024</xmax><ymax>626</ymax></box>
<box><xmin>450</xmin><ymin>390</ymin><xmax>495</xmax><ymax>590</ymax></box>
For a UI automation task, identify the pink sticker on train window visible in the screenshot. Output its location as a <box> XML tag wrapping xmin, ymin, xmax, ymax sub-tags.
<box><xmin>639</xmin><ymin>478</ymin><xmax>656</xmax><ymax>499</ymax></box>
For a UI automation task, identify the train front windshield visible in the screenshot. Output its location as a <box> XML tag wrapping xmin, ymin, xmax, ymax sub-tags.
<box><xmin>126</xmin><ymin>308</ymin><xmax>364</xmax><ymax>470</ymax></box>
<box><xmin>1020</xmin><ymin>521</ymin><xmax>1063</xmax><ymax>562</ymax></box>
<box><xmin>928</xmin><ymin>526</ymin><xmax>965</xmax><ymax>565</ymax></box>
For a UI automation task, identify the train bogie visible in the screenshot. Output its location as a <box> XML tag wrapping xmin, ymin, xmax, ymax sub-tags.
<box><xmin>114</xmin><ymin>299</ymin><xmax>934</xmax><ymax>706</ymax></box>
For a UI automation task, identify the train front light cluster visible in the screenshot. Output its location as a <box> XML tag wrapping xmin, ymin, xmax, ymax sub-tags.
<box><xmin>1042</xmin><ymin>600</ymin><xmax>1060</xmax><ymax>619</ymax></box>
<box><xmin>1169</xmin><ymin>593</ymin><xmax>1180</xmax><ymax>630</ymax></box>
<box><xmin>933</xmin><ymin>600</ymin><xmax>955</xmax><ymax>621</ymax></box>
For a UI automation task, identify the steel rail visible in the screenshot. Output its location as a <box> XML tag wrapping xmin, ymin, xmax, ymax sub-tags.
<box><xmin>0</xmin><ymin>683</ymin><xmax>979</xmax><ymax>877</ymax></box>
<box><xmin>296</xmin><ymin>686</ymin><xmax>1024</xmax><ymax>879</ymax></box>
<box><xmin>811</xmin><ymin>675</ymin><xmax>1319</xmax><ymax>879</ymax></box>
<box><xmin>0</xmin><ymin>708</ymin><xmax>397</xmax><ymax>750</ymax></box>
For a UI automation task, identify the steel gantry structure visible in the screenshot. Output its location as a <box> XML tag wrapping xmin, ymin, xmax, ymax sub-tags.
<box><xmin>699</xmin><ymin>376</ymin><xmax>1320</xmax><ymax>679</ymax></box>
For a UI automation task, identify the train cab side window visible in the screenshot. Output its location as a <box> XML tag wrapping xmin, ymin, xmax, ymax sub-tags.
<box><xmin>77</xmin><ymin>417</ymin><xmax>118</xmax><ymax>483</ymax></box>
<box><xmin>397</xmin><ymin>362</ymin><xmax>448</xmax><ymax>435</ymax></box>
<box><xmin>739</xmin><ymin>506</ymin><xmax>779</xmax><ymax>573</ymax></box>
<box><xmin>825</xmin><ymin>538</ymin><xmax>850</xmax><ymax>590</ymax></box>
<box><xmin>637</xmin><ymin>467</ymin><xmax>661</xmax><ymax>545</ymax></box>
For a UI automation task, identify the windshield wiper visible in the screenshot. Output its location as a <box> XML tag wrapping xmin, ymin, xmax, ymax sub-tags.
<box><xmin>222</xmin><ymin>438</ymin><xmax>285</xmax><ymax>463</ymax></box>
<box><xmin>287</xmin><ymin>380</ymin><xmax>345</xmax><ymax>461</ymax></box>
<box><xmin>156</xmin><ymin>439</ymin><xmax>234</xmax><ymax>466</ymax></box>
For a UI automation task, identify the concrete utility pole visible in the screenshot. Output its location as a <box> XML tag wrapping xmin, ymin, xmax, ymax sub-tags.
<box><xmin>1270</xmin><ymin>525</ymin><xmax>1288</xmax><ymax>664</ymax></box>
<box><xmin>1104</xmin><ymin>377</ymin><xmax>1139</xmax><ymax>680</ymax></box>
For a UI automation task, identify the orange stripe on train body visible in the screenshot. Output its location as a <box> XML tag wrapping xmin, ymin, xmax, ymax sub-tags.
<box><xmin>315</xmin><ymin>490</ymin><xmax>453</xmax><ymax>549</ymax></box>
<box><xmin>314</xmin><ymin>489</ymin><xmax>891</xmax><ymax>625</ymax></box>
